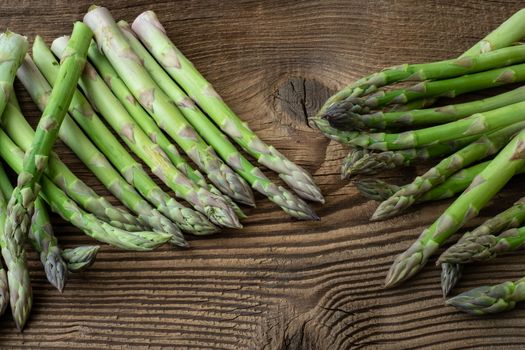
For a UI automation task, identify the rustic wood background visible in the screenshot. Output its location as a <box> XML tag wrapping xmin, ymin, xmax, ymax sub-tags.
<box><xmin>1</xmin><ymin>0</ymin><xmax>525</xmax><ymax>348</ymax></box>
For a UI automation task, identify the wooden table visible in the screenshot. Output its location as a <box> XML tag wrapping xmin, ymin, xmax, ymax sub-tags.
<box><xmin>1</xmin><ymin>1</ymin><xmax>524</xmax><ymax>348</ymax></box>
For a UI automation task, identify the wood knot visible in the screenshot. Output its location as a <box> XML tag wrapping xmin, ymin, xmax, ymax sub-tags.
<box><xmin>274</xmin><ymin>76</ymin><xmax>334</xmax><ymax>128</ymax></box>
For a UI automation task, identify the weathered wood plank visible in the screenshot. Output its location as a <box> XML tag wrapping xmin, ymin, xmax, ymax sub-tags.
<box><xmin>0</xmin><ymin>1</ymin><xmax>524</xmax><ymax>349</ymax></box>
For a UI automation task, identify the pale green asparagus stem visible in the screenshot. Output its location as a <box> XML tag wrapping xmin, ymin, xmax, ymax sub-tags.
<box><xmin>447</xmin><ymin>276</ymin><xmax>525</xmax><ymax>315</ymax></box>
<box><xmin>85</xmin><ymin>6</ymin><xmax>255</xmax><ymax>207</ymax></box>
<box><xmin>372</xmin><ymin>122</ymin><xmax>525</xmax><ymax>220</ymax></box>
<box><xmin>130</xmin><ymin>10</ymin><xmax>323</xmax><ymax>204</ymax></box>
<box><xmin>0</xmin><ymin>31</ymin><xmax>28</xmax><ymax>121</ymax></box>
<box><xmin>61</xmin><ymin>246</ymin><xmax>99</xmax><ymax>272</ymax></box>
<box><xmin>27</xmin><ymin>40</ymin><xmax>216</xmax><ymax>235</ymax></box>
<box><xmin>4</xmin><ymin>22</ymin><xmax>92</xmax><ymax>331</ymax></box>
<box><xmin>385</xmin><ymin>128</ymin><xmax>525</xmax><ymax>288</ymax></box>
<box><xmin>117</xmin><ymin>23</ymin><xmax>317</xmax><ymax>220</ymax></box>
<box><xmin>0</xmin><ymin>129</ymin><xmax>172</xmax><ymax>252</ymax></box>
<box><xmin>85</xmin><ymin>40</ymin><xmax>246</xmax><ymax>220</ymax></box>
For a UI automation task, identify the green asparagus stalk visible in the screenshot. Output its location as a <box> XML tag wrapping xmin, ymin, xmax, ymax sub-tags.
<box><xmin>0</xmin><ymin>31</ymin><xmax>28</xmax><ymax>120</ymax></box>
<box><xmin>339</xmin><ymin>86</ymin><xmax>525</xmax><ymax>131</ymax></box>
<box><xmin>3</xmin><ymin>22</ymin><xmax>91</xmax><ymax>331</ymax></box>
<box><xmin>342</xmin><ymin>140</ymin><xmax>471</xmax><ymax>178</ymax></box>
<box><xmin>130</xmin><ymin>10</ymin><xmax>323</xmax><ymax>204</ymax></box>
<box><xmin>356</xmin><ymin>161</ymin><xmax>495</xmax><ymax>203</ymax></box>
<box><xmin>33</xmin><ymin>41</ymin><xmax>240</xmax><ymax>227</ymax></box>
<box><xmin>385</xmin><ymin>128</ymin><xmax>525</xmax><ymax>288</ymax></box>
<box><xmin>345</xmin><ymin>101</ymin><xmax>525</xmax><ymax>151</ymax></box>
<box><xmin>462</xmin><ymin>9</ymin><xmax>525</xmax><ymax>56</ymax></box>
<box><xmin>61</xmin><ymin>245</ymin><xmax>99</xmax><ymax>272</ymax></box>
<box><xmin>446</xmin><ymin>277</ymin><xmax>525</xmax><ymax>315</ymax></box>
<box><xmin>85</xmin><ymin>40</ymin><xmax>246</xmax><ymax>220</ymax></box>
<box><xmin>4</xmin><ymin>96</ymin><xmax>144</xmax><ymax>232</ymax></box>
<box><xmin>323</xmin><ymin>47</ymin><xmax>525</xmax><ymax>130</ymax></box>
<box><xmin>84</xmin><ymin>7</ymin><xmax>255</xmax><ymax>208</ymax></box>
<box><xmin>27</xmin><ymin>41</ymin><xmax>217</xmax><ymax>235</ymax></box>
<box><xmin>372</xmin><ymin>122</ymin><xmax>525</xmax><ymax>220</ymax></box>
<box><xmin>0</xmin><ymin>163</ymin><xmax>10</xmax><ymax>316</ymax></box>
<box><xmin>116</xmin><ymin>23</ymin><xmax>318</xmax><ymax>220</ymax></box>
<box><xmin>5</xmin><ymin>95</ymin><xmax>68</xmax><ymax>291</ymax></box>
<box><xmin>315</xmin><ymin>8</ymin><xmax>525</xmax><ymax>127</ymax></box>
<box><xmin>0</xmin><ymin>128</ymin><xmax>172</xmax><ymax>251</ymax></box>
<box><xmin>438</xmin><ymin>199</ymin><xmax>525</xmax><ymax>264</ymax></box>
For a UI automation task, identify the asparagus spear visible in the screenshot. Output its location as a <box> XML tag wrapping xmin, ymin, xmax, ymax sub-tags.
<box><xmin>344</xmin><ymin>101</ymin><xmax>525</xmax><ymax>151</ymax></box>
<box><xmin>61</xmin><ymin>245</ymin><xmax>99</xmax><ymax>273</ymax></box>
<box><xmin>0</xmin><ymin>31</ymin><xmax>28</xmax><ymax>119</ymax></box>
<box><xmin>116</xmin><ymin>23</ymin><xmax>318</xmax><ymax>220</ymax></box>
<box><xmin>34</xmin><ymin>38</ymin><xmax>238</xmax><ymax>230</ymax></box>
<box><xmin>356</xmin><ymin>161</ymin><xmax>501</xmax><ymax>203</ymax></box>
<box><xmin>25</xmin><ymin>43</ymin><xmax>217</xmax><ymax>235</ymax></box>
<box><xmin>446</xmin><ymin>277</ymin><xmax>525</xmax><ymax>315</ymax></box>
<box><xmin>0</xmin><ymin>163</ymin><xmax>10</xmax><ymax>317</ymax></box>
<box><xmin>0</xmin><ymin>128</ymin><xmax>172</xmax><ymax>251</ymax></box>
<box><xmin>84</xmin><ymin>7</ymin><xmax>255</xmax><ymax>208</ymax></box>
<box><xmin>130</xmin><ymin>10</ymin><xmax>323</xmax><ymax>204</ymax></box>
<box><xmin>4</xmin><ymin>97</ymin><xmax>144</xmax><ymax>232</ymax></box>
<box><xmin>0</xmin><ymin>156</ymin><xmax>67</xmax><ymax>292</ymax></box>
<box><xmin>372</xmin><ymin>122</ymin><xmax>525</xmax><ymax>220</ymax></box>
<box><xmin>385</xmin><ymin>128</ymin><xmax>525</xmax><ymax>288</ymax></box>
<box><xmin>85</xmin><ymin>40</ymin><xmax>246</xmax><ymax>220</ymax></box>
<box><xmin>6</xmin><ymin>95</ymin><xmax>68</xmax><ymax>291</ymax></box>
<box><xmin>315</xmin><ymin>8</ymin><xmax>525</xmax><ymax>126</ymax></box>
<box><xmin>3</xmin><ymin>22</ymin><xmax>92</xmax><ymax>330</ymax></box>
<box><xmin>338</xmin><ymin>86</ymin><xmax>525</xmax><ymax>131</ymax></box>
<box><xmin>438</xmin><ymin>199</ymin><xmax>525</xmax><ymax>264</ymax></box>
<box><xmin>441</xmin><ymin>262</ymin><xmax>462</xmax><ymax>298</ymax></box>
<box><xmin>323</xmin><ymin>47</ymin><xmax>525</xmax><ymax>130</ymax></box>
<box><xmin>342</xmin><ymin>140</ymin><xmax>471</xmax><ymax>178</ymax></box>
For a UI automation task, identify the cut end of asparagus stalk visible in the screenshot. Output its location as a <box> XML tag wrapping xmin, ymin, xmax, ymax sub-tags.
<box><xmin>440</xmin><ymin>262</ymin><xmax>462</xmax><ymax>298</ymax></box>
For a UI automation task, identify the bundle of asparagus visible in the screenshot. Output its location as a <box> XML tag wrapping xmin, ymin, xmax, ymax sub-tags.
<box><xmin>0</xmin><ymin>4</ymin><xmax>322</xmax><ymax>330</ymax></box>
<box><xmin>314</xmin><ymin>8</ymin><xmax>525</xmax><ymax>315</ymax></box>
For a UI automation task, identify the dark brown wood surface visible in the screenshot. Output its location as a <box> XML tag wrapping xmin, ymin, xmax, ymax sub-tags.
<box><xmin>0</xmin><ymin>0</ymin><xmax>525</xmax><ymax>349</ymax></box>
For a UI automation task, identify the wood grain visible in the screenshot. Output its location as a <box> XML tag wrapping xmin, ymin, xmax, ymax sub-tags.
<box><xmin>0</xmin><ymin>0</ymin><xmax>524</xmax><ymax>349</ymax></box>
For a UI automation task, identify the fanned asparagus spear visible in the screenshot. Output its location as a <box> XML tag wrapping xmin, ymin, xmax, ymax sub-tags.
<box><xmin>373</xmin><ymin>122</ymin><xmax>525</xmax><ymax>220</ymax></box>
<box><xmin>0</xmin><ymin>31</ymin><xmax>28</xmax><ymax>119</ymax></box>
<box><xmin>315</xmin><ymin>8</ymin><xmax>525</xmax><ymax>122</ymax></box>
<box><xmin>3</xmin><ymin>22</ymin><xmax>91</xmax><ymax>331</ymax></box>
<box><xmin>0</xmin><ymin>129</ymin><xmax>172</xmax><ymax>251</ymax></box>
<box><xmin>61</xmin><ymin>246</ymin><xmax>99</xmax><ymax>273</ymax></box>
<box><xmin>84</xmin><ymin>7</ymin><xmax>254</xmax><ymax>208</ymax></box>
<box><xmin>447</xmin><ymin>277</ymin><xmax>525</xmax><ymax>315</ymax></box>
<box><xmin>34</xmin><ymin>38</ymin><xmax>237</xmax><ymax>230</ymax></box>
<box><xmin>340</xmin><ymin>86</ymin><xmax>525</xmax><ymax>131</ymax></box>
<box><xmin>4</xmin><ymin>98</ymin><xmax>144</xmax><ymax>232</ymax></box>
<box><xmin>439</xmin><ymin>199</ymin><xmax>525</xmax><ymax>264</ymax></box>
<box><xmin>385</xmin><ymin>128</ymin><xmax>525</xmax><ymax>288</ymax></box>
<box><xmin>27</xmin><ymin>42</ymin><xmax>217</xmax><ymax>235</ymax></box>
<box><xmin>356</xmin><ymin>161</ymin><xmax>500</xmax><ymax>203</ymax></box>
<box><xmin>130</xmin><ymin>10</ymin><xmax>323</xmax><ymax>204</ymax></box>
<box><xmin>6</xmin><ymin>95</ymin><xmax>68</xmax><ymax>291</ymax></box>
<box><xmin>0</xmin><ymin>156</ymin><xmax>67</xmax><ymax>292</ymax></box>
<box><xmin>116</xmin><ymin>23</ymin><xmax>318</xmax><ymax>220</ymax></box>
<box><xmin>342</xmin><ymin>140</ymin><xmax>471</xmax><ymax>178</ymax></box>
<box><xmin>85</xmin><ymin>40</ymin><xmax>246</xmax><ymax>220</ymax></box>
<box><xmin>343</xmin><ymin>101</ymin><xmax>525</xmax><ymax>151</ymax></box>
<box><xmin>323</xmin><ymin>47</ymin><xmax>525</xmax><ymax>130</ymax></box>
<box><xmin>0</xmin><ymin>163</ymin><xmax>10</xmax><ymax>316</ymax></box>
